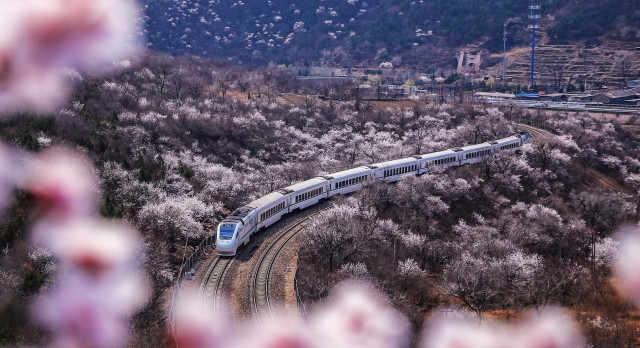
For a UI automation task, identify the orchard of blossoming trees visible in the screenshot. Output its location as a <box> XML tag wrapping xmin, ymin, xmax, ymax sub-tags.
<box><xmin>0</xmin><ymin>0</ymin><xmax>640</xmax><ymax>347</ymax></box>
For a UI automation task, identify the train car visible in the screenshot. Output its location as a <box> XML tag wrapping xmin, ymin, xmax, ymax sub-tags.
<box><xmin>371</xmin><ymin>157</ymin><xmax>420</xmax><ymax>182</ymax></box>
<box><xmin>418</xmin><ymin>148</ymin><xmax>463</xmax><ymax>173</ymax></box>
<box><xmin>324</xmin><ymin>167</ymin><xmax>373</xmax><ymax>197</ymax></box>
<box><xmin>460</xmin><ymin>142</ymin><xmax>495</xmax><ymax>165</ymax></box>
<box><xmin>216</xmin><ymin>191</ymin><xmax>288</xmax><ymax>256</ymax></box>
<box><xmin>285</xmin><ymin>177</ymin><xmax>328</xmax><ymax>213</ymax></box>
<box><xmin>496</xmin><ymin>132</ymin><xmax>531</xmax><ymax>153</ymax></box>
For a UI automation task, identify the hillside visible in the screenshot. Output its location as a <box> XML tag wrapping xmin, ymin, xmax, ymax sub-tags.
<box><xmin>140</xmin><ymin>0</ymin><xmax>640</xmax><ymax>67</ymax></box>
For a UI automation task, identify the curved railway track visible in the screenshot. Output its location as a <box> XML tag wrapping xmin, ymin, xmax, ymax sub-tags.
<box><xmin>249</xmin><ymin>209</ymin><xmax>325</xmax><ymax>326</ymax></box>
<box><xmin>199</xmin><ymin>256</ymin><xmax>233</xmax><ymax>316</ymax></box>
<box><xmin>518</xmin><ymin>124</ymin><xmax>553</xmax><ymax>141</ymax></box>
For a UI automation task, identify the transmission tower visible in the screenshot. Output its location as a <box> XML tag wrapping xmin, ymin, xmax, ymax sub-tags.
<box><xmin>529</xmin><ymin>4</ymin><xmax>541</xmax><ymax>88</ymax></box>
<box><xmin>503</xmin><ymin>23</ymin><xmax>507</xmax><ymax>85</ymax></box>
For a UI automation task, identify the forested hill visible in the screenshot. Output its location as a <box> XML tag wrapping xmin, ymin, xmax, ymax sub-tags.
<box><xmin>141</xmin><ymin>0</ymin><xmax>640</xmax><ymax>67</ymax></box>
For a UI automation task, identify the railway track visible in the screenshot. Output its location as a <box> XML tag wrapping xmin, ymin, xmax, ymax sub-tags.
<box><xmin>518</xmin><ymin>124</ymin><xmax>553</xmax><ymax>141</ymax></box>
<box><xmin>249</xmin><ymin>209</ymin><xmax>324</xmax><ymax>326</ymax></box>
<box><xmin>199</xmin><ymin>256</ymin><xmax>233</xmax><ymax>316</ymax></box>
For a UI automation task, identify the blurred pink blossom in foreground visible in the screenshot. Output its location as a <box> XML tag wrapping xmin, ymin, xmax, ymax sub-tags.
<box><xmin>172</xmin><ymin>282</ymin><xmax>409</xmax><ymax>348</ymax></box>
<box><xmin>22</xmin><ymin>149</ymin><xmax>98</xmax><ymax>219</ymax></box>
<box><xmin>173</xmin><ymin>290</ymin><xmax>229</xmax><ymax>348</ymax></box>
<box><xmin>423</xmin><ymin>307</ymin><xmax>584</xmax><ymax>348</ymax></box>
<box><xmin>0</xmin><ymin>143</ymin><xmax>14</xmax><ymax>210</ymax></box>
<box><xmin>311</xmin><ymin>281</ymin><xmax>410</xmax><ymax>348</ymax></box>
<box><xmin>614</xmin><ymin>225</ymin><xmax>640</xmax><ymax>305</ymax></box>
<box><xmin>17</xmin><ymin>147</ymin><xmax>149</xmax><ymax>348</ymax></box>
<box><xmin>0</xmin><ymin>0</ymin><xmax>141</xmax><ymax>112</ymax></box>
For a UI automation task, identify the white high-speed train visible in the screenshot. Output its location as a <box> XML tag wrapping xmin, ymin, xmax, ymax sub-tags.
<box><xmin>215</xmin><ymin>131</ymin><xmax>532</xmax><ymax>256</ymax></box>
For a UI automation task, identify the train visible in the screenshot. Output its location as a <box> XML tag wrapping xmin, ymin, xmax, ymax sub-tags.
<box><xmin>215</xmin><ymin>131</ymin><xmax>532</xmax><ymax>256</ymax></box>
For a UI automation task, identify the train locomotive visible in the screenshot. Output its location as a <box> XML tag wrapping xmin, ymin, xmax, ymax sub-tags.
<box><xmin>215</xmin><ymin>131</ymin><xmax>532</xmax><ymax>256</ymax></box>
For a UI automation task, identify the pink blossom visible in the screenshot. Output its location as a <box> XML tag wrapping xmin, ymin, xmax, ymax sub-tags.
<box><xmin>421</xmin><ymin>307</ymin><xmax>583</xmax><ymax>348</ymax></box>
<box><xmin>22</xmin><ymin>148</ymin><xmax>98</xmax><ymax>225</ymax></box>
<box><xmin>614</xmin><ymin>226</ymin><xmax>640</xmax><ymax>305</ymax></box>
<box><xmin>0</xmin><ymin>144</ymin><xmax>14</xmax><ymax>210</ymax></box>
<box><xmin>172</xmin><ymin>289</ymin><xmax>229</xmax><ymax>348</ymax></box>
<box><xmin>311</xmin><ymin>281</ymin><xmax>409</xmax><ymax>348</ymax></box>
<box><xmin>0</xmin><ymin>0</ymin><xmax>141</xmax><ymax>112</ymax></box>
<box><xmin>57</xmin><ymin>220</ymin><xmax>141</xmax><ymax>280</ymax></box>
<box><xmin>36</xmin><ymin>280</ymin><xmax>136</xmax><ymax>348</ymax></box>
<box><xmin>34</xmin><ymin>220</ymin><xmax>149</xmax><ymax>348</ymax></box>
<box><xmin>516</xmin><ymin>308</ymin><xmax>584</xmax><ymax>348</ymax></box>
<box><xmin>10</xmin><ymin>0</ymin><xmax>140</xmax><ymax>70</ymax></box>
<box><xmin>422</xmin><ymin>318</ymin><xmax>505</xmax><ymax>348</ymax></box>
<box><xmin>230</xmin><ymin>319</ymin><xmax>314</xmax><ymax>348</ymax></box>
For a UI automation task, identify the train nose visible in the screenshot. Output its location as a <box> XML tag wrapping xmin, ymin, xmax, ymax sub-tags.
<box><xmin>215</xmin><ymin>241</ymin><xmax>236</xmax><ymax>256</ymax></box>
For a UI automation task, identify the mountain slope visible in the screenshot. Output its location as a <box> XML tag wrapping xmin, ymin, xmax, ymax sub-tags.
<box><xmin>140</xmin><ymin>0</ymin><xmax>640</xmax><ymax>67</ymax></box>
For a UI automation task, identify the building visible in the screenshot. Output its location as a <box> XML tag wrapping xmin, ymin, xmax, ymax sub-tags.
<box><xmin>539</xmin><ymin>93</ymin><xmax>564</xmax><ymax>102</ymax></box>
<box><xmin>474</xmin><ymin>92</ymin><xmax>516</xmax><ymax>100</ymax></box>
<box><xmin>592</xmin><ymin>89</ymin><xmax>640</xmax><ymax>105</ymax></box>
<box><xmin>627</xmin><ymin>80</ymin><xmax>639</xmax><ymax>88</ymax></box>
<box><xmin>515</xmin><ymin>93</ymin><xmax>541</xmax><ymax>101</ymax></box>
<box><xmin>457</xmin><ymin>51</ymin><xmax>481</xmax><ymax>75</ymax></box>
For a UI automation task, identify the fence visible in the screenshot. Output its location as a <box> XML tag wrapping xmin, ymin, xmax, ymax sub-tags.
<box><xmin>293</xmin><ymin>261</ymin><xmax>309</xmax><ymax>320</ymax></box>
<box><xmin>515</xmin><ymin>117</ymin><xmax>560</xmax><ymax>135</ymax></box>
<box><xmin>169</xmin><ymin>234</ymin><xmax>216</xmax><ymax>324</ymax></box>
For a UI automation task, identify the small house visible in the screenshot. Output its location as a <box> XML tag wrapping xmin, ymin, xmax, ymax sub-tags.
<box><xmin>592</xmin><ymin>89</ymin><xmax>640</xmax><ymax>105</ymax></box>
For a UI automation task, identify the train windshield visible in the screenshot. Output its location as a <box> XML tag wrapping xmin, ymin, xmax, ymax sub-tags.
<box><xmin>219</xmin><ymin>223</ymin><xmax>236</xmax><ymax>240</ymax></box>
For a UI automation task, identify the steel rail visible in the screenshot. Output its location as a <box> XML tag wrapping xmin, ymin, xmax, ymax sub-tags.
<box><xmin>199</xmin><ymin>256</ymin><xmax>234</xmax><ymax>316</ymax></box>
<box><xmin>249</xmin><ymin>209</ymin><xmax>326</xmax><ymax>326</ymax></box>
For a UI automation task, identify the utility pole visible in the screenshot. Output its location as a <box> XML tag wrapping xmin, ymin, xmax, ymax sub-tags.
<box><xmin>503</xmin><ymin>23</ymin><xmax>507</xmax><ymax>86</ymax></box>
<box><xmin>529</xmin><ymin>4</ymin><xmax>541</xmax><ymax>88</ymax></box>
